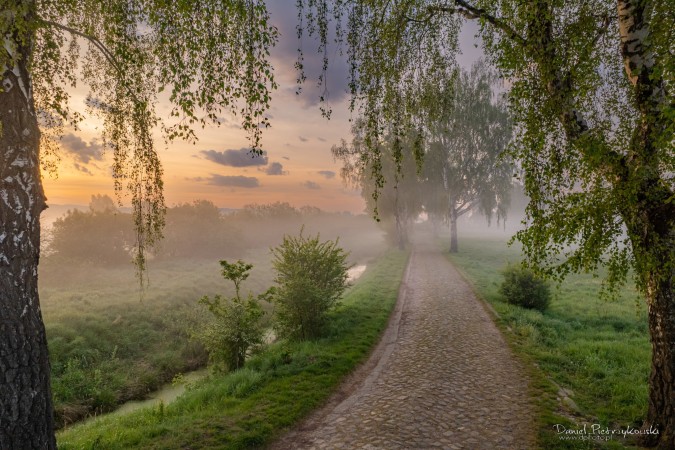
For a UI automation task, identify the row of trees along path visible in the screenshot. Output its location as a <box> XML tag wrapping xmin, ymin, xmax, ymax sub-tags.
<box><xmin>272</xmin><ymin>234</ymin><xmax>535</xmax><ymax>449</ymax></box>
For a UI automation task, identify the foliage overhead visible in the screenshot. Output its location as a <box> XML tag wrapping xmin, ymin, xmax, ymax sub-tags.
<box><xmin>298</xmin><ymin>0</ymin><xmax>674</xmax><ymax>297</ymax></box>
<box><xmin>1</xmin><ymin>0</ymin><xmax>278</xmax><ymax>277</ymax></box>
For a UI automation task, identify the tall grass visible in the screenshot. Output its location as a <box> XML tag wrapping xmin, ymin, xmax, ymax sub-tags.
<box><xmin>57</xmin><ymin>249</ymin><xmax>409</xmax><ymax>449</ymax></box>
<box><xmin>41</xmin><ymin>255</ymin><xmax>279</xmax><ymax>426</ymax></box>
<box><xmin>446</xmin><ymin>236</ymin><xmax>649</xmax><ymax>449</ymax></box>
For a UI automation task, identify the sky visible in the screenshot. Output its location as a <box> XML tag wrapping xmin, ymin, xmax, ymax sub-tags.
<box><xmin>42</xmin><ymin>7</ymin><xmax>482</xmax><ymax>214</ymax></box>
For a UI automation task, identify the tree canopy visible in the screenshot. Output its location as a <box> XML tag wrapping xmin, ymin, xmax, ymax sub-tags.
<box><xmin>332</xmin><ymin>122</ymin><xmax>423</xmax><ymax>248</ymax></box>
<box><xmin>2</xmin><ymin>0</ymin><xmax>277</xmax><ymax>272</ymax></box>
<box><xmin>422</xmin><ymin>59</ymin><xmax>513</xmax><ymax>251</ymax></box>
<box><xmin>300</xmin><ymin>1</ymin><xmax>674</xmax><ymax>446</ymax></box>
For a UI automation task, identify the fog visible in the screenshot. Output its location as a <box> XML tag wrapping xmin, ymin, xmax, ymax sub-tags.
<box><xmin>38</xmin><ymin>190</ymin><xmax>528</xmax><ymax>428</ymax></box>
<box><xmin>38</xmin><ymin>197</ymin><xmax>392</xmax><ymax>425</ymax></box>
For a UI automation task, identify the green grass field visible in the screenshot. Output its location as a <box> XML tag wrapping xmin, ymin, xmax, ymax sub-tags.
<box><xmin>40</xmin><ymin>214</ymin><xmax>387</xmax><ymax>428</ymax></box>
<box><xmin>56</xmin><ymin>249</ymin><xmax>409</xmax><ymax>449</ymax></box>
<box><xmin>40</xmin><ymin>241</ymin><xmax>302</xmax><ymax>422</ymax></box>
<box><xmin>446</xmin><ymin>235</ymin><xmax>650</xmax><ymax>449</ymax></box>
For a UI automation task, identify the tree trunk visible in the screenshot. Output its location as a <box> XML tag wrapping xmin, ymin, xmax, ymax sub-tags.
<box><xmin>396</xmin><ymin>216</ymin><xmax>406</xmax><ymax>250</ymax></box>
<box><xmin>641</xmin><ymin>272</ymin><xmax>675</xmax><ymax>449</ymax></box>
<box><xmin>449</xmin><ymin>207</ymin><xmax>458</xmax><ymax>253</ymax></box>
<box><xmin>0</xmin><ymin>23</ymin><xmax>56</xmax><ymax>449</ymax></box>
<box><xmin>431</xmin><ymin>218</ymin><xmax>439</xmax><ymax>238</ymax></box>
<box><xmin>621</xmin><ymin>156</ymin><xmax>675</xmax><ymax>449</ymax></box>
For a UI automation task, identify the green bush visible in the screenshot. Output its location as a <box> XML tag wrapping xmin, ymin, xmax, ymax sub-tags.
<box><xmin>272</xmin><ymin>230</ymin><xmax>350</xmax><ymax>340</ymax></box>
<box><xmin>500</xmin><ymin>264</ymin><xmax>551</xmax><ymax>311</ymax></box>
<box><xmin>194</xmin><ymin>260</ymin><xmax>266</xmax><ymax>372</ymax></box>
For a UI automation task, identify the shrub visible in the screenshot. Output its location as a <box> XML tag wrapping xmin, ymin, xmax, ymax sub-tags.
<box><xmin>500</xmin><ymin>264</ymin><xmax>551</xmax><ymax>311</ymax></box>
<box><xmin>194</xmin><ymin>260</ymin><xmax>266</xmax><ymax>372</ymax></box>
<box><xmin>272</xmin><ymin>230</ymin><xmax>350</xmax><ymax>340</ymax></box>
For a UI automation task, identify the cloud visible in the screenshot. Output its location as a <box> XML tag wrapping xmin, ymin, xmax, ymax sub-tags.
<box><xmin>298</xmin><ymin>136</ymin><xmax>308</xmax><ymax>142</ymax></box>
<box><xmin>192</xmin><ymin>174</ymin><xmax>261</xmax><ymax>188</ymax></box>
<box><xmin>73</xmin><ymin>162</ymin><xmax>94</xmax><ymax>175</ymax></box>
<box><xmin>201</xmin><ymin>148</ymin><xmax>269</xmax><ymax>167</ymax></box>
<box><xmin>303</xmin><ymin>180</ymin><xmax>321</xmax><ymax>190</ymax></box>
<box><xmin>317</xmin><ymin>170</ymin><xmax>336</xmax><ymax>179</ymax></box>
<box><xmin>60</xmin><ymin>133</ymin><xmax>103</xmax><ymax>164</ymax></box>
<box><xmin>317</xmin><ymin>137</ymin><xmax>327</xmax><ymax>142</ymax></box>
<box><xmin>266</xmin><ymin>2</ymin><xmax>351</xmax><ymax>107</ymax></box>
<box><xmin>282</xmin><ymin>156</ymin><xmax>290</xmax><ymax>160</ymax></box>
<box><xmin>265</xmin><ymin>162</ymin><xmax>287</xmax><ymax>175</ymax></box>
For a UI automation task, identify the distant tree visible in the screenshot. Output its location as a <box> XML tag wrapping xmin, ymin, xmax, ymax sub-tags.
<box><xmin>160</xmin><ymin>200</ymin><xmax>242</xmax><ymax>259</ymax></box>
<box><xmin>422</xmin><ymin>60</ymin><xmax>513</xmax><ymax>252</ymax></box>
<box><xmin>195</xmin><ymin>260</ymin><xmax>266</xmax><ymax>372</ymax></box>
<box><xmin>299</xmin><ymin>205</ymin><xmax>324</xmax><ymax>217</ymax></box>
<box><xmin>49</xmin><ymin>198</ymin><xmax>133</xmax><ymax>265</ymax></box>
<box><xmin>1</xmin><ymin>2</ymin><xmax>276</xmax><ymax>445</ymax></box>
<box><xmin>88</xmin><ymin>194</ymin><xmax>117</xmax><ymax>214</ymax></box>
<box><xmin>236</xmin><ymin>202</ymin><xmax>301</xmax><ymax>220</ymax></box>
<box><xmin>271</xmin><ymin>230</ymin><xmax>349</xmax><ymax>340</ymax></box>
<box><xmin>333</xmin><ymin>123</ymin><xmax>423</xmax><ymax>249</ymax></box>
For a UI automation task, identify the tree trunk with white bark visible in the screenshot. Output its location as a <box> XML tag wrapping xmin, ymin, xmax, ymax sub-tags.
<box><xmin>0</xmin><ymin>11</ymin><xmax>56</xmax><ymax>448</ymax></box>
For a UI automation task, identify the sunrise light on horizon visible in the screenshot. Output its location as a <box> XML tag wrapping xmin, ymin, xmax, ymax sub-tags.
<box><xmin>41</xmin><ymin>8</ymin><xmax>481</xmax><ymax>215</ymax></box>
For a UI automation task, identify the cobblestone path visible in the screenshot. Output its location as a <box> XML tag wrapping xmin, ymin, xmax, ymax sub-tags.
<box><xmin>271</xmin><ymin>240</ymin><xmax>536</xmax><ymax>449</ymax></box>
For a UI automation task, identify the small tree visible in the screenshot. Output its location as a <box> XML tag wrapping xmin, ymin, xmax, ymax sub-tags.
<box><xmin>271</xmin><ymin>230</ymin><xmax>350</xmax><ymax>340</ymax></box>
<box><xmin>195</xmin><ymin>260</ymin><xmax>266</xmax><ymax>372</ymax></box>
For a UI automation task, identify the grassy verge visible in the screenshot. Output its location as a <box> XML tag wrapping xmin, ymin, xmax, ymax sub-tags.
<box><xmin>57</xmin><ymin>249</ymin><xmax>409</xmax><ymax>449</ymax></box>
<box><xmin>446</xmin><ymin>236</ymin><xmax>649</xmax><ymax>449</ymax></box>
<box><xmin>41</xmin><ymin>256</ymin><xmax>278</xmax><ymax>427</ymax></box>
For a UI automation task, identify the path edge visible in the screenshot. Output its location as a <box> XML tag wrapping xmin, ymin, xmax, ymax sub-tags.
<box><xmin>267</xmin><ymin>249</ymin><xmax>415</xmax><ymax>450</ymax></box>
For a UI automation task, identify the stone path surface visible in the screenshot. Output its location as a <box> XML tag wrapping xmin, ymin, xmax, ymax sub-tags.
<box><xmin>271</xmin><ymin>239</ymin><xmax>536</xmax><ymax>449</ymax></box>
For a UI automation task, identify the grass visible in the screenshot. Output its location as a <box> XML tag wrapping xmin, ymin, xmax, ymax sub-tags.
<box><xmin>56</xmin><ymin>248</ymin><xmax>409</xmax><ymax>449</ymax></box>
<box><xmin>40</xmin><ymin>214</ymin><xmax>387</xmax><ymax>428</ymax></box>
<box><xmin>446</xmin><ymin>234</ymin><xmax>650</xmax><ymax>449</ymax></box>
<box><xmin>40</xmin><ymin>254</ymin><xmax>281</xmax><ymax>427</ymax></box>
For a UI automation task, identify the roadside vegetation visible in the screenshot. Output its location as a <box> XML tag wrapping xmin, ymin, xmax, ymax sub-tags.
<box><xmin>56</xmin><ymin>249</ymin><xmax>408</xmax><ymax>449</ymax></box>
<box><xmin>446</xmin><ymin>234</ymin><xmax>650</xmax><ymax>449</ymax></box>
<box><xmin>41</xmin><ymin>199</ymin><xmax>385</xmax><ymax>427</ymax></box>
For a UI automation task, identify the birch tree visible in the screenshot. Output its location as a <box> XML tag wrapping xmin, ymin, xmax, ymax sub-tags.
<box><xmin>332</xmin><ymin>122</ymin><xmax>423</xmax><ymax>249</ymax></box>
<box><xmin>422</xmin><ymin>59</ymin><xmax>512</xmax><ymax>252</ymax></box>
<box><xmin>0</xmin><ymin>1</ymin><xmax>276</xmax><ymax>447</ymax></box>
<box><xmin>299</xmin><ymin>1</ymin><xmax>674</xmax><ymax>447</ymax></box>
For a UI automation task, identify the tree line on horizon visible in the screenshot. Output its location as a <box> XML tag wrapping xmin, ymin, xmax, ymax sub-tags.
<box><xmin>44</xmin><ymin>196</ymin><xmax>379</xmax><ymax>266</ymax></box>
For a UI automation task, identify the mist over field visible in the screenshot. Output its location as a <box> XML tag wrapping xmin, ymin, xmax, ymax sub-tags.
<box><xmin>38</xmin><ymin>197</ymin><xmax>391</xmax><ymax>426</ymax></box>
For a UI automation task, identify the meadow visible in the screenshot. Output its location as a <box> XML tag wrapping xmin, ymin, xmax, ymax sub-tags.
<box><xmin>41</xmin><ymin>256</ymin><xmax>253</xmax><ymax>427</ymax></box>
<box><xmin>40</xmin><ymin>203</ymin><xmax>386</xmax><ymax>427</ymax></box>
<box><xmin>56</xmin><ymin>249</ymin><xmax>409</xmax><ymax>449</ymax></box>
<box><xmin>41</xmin><ymin>206</ymin><xmax>651</xmax><ymax>449</ymax></box>
<box><xmin>446</xmin><ymin>233</ymin><xmax>650</xmax><ymax>449</ymax></box>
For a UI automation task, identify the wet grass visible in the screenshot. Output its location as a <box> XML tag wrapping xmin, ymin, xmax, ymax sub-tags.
<box><xmin>41</xmin><ymin>217</ymin><xmax>386</xmax><ymax>428</ymax></box>
<box><xmin>446</xmin><ymin>235</ymin><xmax>649</xmax><ymax>449</ymax></box>
<box><xmin>41</xmin><ymin>256</ymin><xmax>278</xmax><ymax>427</ymax></box>
<box><xmin>56</xmin><ymin>249</ymin><xmax>409</xmax><ymax>449</ymax></box>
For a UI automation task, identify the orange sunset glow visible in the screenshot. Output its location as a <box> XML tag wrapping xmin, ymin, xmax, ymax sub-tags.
<box><xmin>41</xmin><ymin>9</ymin><xmax>481</xmax><ymax>215</ymax></box>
